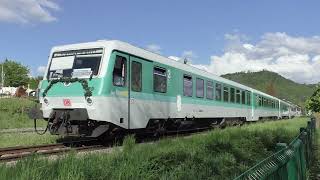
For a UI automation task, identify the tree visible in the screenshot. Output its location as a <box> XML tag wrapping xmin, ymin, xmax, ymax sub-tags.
<box><xmin>266</xmin><ymin>81</ymin><xmax>277</xmax><ymax>96</ymax></box>
<box><xmin>28</xmin><ymin>76</ymin><xmax>43</xmax><ymax>89</ymax></box>
<box><xmin>0</xmin><ymin>59</ymin><xmax>30</xmax><ymax>87</ymax></box>
<box><xmin>305</xmin><ymin>86</ymin><xmax>320</xmax><ymax>112</ymax></box>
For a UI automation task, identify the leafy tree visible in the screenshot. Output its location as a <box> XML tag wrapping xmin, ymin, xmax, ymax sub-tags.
<box><xmin>28</xmin><ymin>76</ymin><xmax>43</xmax><ymax>89</ymax></box>
<box><xmin>0</xmin><ymin>59</ymin><xmax>30</xmax><ymax>87</ymax></box>
<box><xmin>305</xmin><ymin>87</ymin><xmax>320</xmax><ymax>112</ymax></box>
<box><xmin>266</xmin><ymin>81</ymin><xmax>277</xmax><ymax>96</ymax></box>
<box><xmin>221</xmin><ymin>70</ymin><xmax>318</xmax><ymax>109</ymax></box>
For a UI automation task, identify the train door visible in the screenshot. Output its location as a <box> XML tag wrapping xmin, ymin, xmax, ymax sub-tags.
<box><xmin>111</xmin><ymin>52</ymin><xmax>129</xmax><ymax>129</ymax></box>
<box><xmin>129</xmin><ymin>56</ymin><xmax>153</xmax><ymax>129</ymax></box>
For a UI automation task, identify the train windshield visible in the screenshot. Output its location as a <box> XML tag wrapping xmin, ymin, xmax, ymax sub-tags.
<box><xmin>48</xmin><ymin>48</ymin><xmax>103</xmax><ymax>79</ymax></box>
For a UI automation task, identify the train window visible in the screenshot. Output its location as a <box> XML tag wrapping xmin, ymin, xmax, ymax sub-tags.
<box><xmin>215</xmin><ymin>83</ymin><xmax>222</xmax><ymax>101</ymax></box>
<box><xmin>73</xmin><ymin>56</ymin><xmax>101</xmax><ymax>76</ymax></box>
<box><xmin>223</xmin><ymin>86</ymin><xmax>229</xmax><ymax>102</ymax></box>
<box><xmin>241</xmin><ymin>91</ymin><xmax>246</xmax><ymax>104</ymax></box>
<box><xmin>183</xmin><ymin>75</ymin><xmax>193</xmax><ymax>97</ymax></box>
<box><xmin>247</xmin><ymin>91</ymin><xmax>251</xmax><ymax>105</ymax></box>
<box><xmin>206</xmin><ymin>81</ymin><xmax>214</xmax><ymax>100</ymax></box>
<box><xmin>131</xmin><ymin>61</ymin><xmax>142</xmax><ymax>92</ymax></box>
<box><xmin>236</xmin><ymin>89</ymin><xmax>241</xmax><ymax>104</ymax></box>
<box><xmin>263</xmin><ymin>98</ymin><xmax>266</xmax><ymax>107</ymax></box>
<box><xmin>153</xmin><ymin>67</ymin><xmax>167</xmax><ymax>93</ymax></box>
<box><xmin>259</xmin><ymin>96</ymin><xmax>262</xmax><ymax>106</ymax></box>
<box><xmin>113</xmin><ymin>55</ymin><xmax>127</xmax><ymax>87</ymax></box>
<box><xmin>196</xmin><ymin>78</ymin><xmax>204</xmax><ymax>98</ymax></box>
<box><xmin>230</xmin><ymin>88</ymin><xmax>235</xmax><ymax>103</ymax></box>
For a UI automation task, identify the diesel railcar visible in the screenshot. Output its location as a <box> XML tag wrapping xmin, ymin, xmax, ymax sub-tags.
<box><xmin>34</xmin><ymin>40</ymin><xmax>299</xmax><ymax>138</ymax></box>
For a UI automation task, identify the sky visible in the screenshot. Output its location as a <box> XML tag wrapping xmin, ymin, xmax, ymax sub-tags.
<box><xmin>0</xmin><ymin>0</ymin><xmax>320</xmax><ymax>84</ymax></box>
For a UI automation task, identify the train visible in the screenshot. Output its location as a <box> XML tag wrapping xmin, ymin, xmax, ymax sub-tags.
<box><xmin>31</xmin><ymin>40</ymin><xmax>302</xmax><ymax>139</ymax></box>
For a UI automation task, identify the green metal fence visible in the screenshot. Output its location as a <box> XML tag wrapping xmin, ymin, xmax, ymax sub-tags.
<box><xmin>234</xmin><ymin>117</ymin><xmax>316</xmax><ymax>180</ymax></box>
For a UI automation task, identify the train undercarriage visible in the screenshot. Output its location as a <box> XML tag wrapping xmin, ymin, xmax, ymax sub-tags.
<box><xmin>30</xmin><ymin>108</ymin><xmax>285</xmax><ymax>140</ymax></box>
<box><xmin>40</xmin><ymin>108</ymin><xmax>248</xmax><ymax>139</ymax></box>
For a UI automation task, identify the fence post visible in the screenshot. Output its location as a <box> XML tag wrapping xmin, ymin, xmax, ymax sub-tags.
<box><xmin>234</xmin><ymin>118</ymin><xmax>317</xmax><ymax>180</ymax></box>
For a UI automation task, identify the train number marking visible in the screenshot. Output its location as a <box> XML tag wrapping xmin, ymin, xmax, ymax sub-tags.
<box><xmin>167</xmin><ymin>69</ymin><xmax>171</xmax><ymax>79</ymax></box>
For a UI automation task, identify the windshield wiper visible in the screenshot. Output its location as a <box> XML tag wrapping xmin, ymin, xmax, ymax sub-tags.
<box><xmin>51</xmin><ymin>72</ymin><xmax>63</xmax><ymax>78</ymax></box>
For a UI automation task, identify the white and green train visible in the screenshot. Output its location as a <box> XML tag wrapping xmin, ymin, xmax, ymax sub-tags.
<box><xmin>35</xmin><ymin>40</ymin><xmax>300</xmax><ymax>138</ymax></box>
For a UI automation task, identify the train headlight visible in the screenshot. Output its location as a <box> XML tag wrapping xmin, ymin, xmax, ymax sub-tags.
<box><xmin>44</xmin><ymin>98</ymin><xmax>49</xmax><ymax>105</ymax></box>
<box><xmin>86</xmin><ymin>97</ymin><xmax>93</xmax><ymax>105</ymax></box>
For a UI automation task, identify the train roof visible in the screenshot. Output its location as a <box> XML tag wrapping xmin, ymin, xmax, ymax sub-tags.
<box><xmin>51</xmin><ymin>40</ymin><xmax>282</xmax><ymax>101</ymax></box>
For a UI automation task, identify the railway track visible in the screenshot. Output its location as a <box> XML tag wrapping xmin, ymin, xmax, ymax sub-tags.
<box><xmin>0</xmin><ymin>141</ymin><xmax>105</xmax><ymax>162</ymax></box>
<box><xmin>0</xmin><ymin>128</ymin><xmax>210</xmax><ymax>163</ymax></box>
<box><xmin>0</xmin><ymin>118</ymin><xmax>287</xmax><ymax>163</ymax></box>
<box><xmin>0</xmin><ymin>128</ymin><xmax>45</xmax><ymax>134</ymax></box>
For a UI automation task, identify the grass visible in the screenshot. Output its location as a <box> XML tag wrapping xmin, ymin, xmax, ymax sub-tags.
<box><xmin>308</xmin><ymin>130</ymin><xmax>320</xmax><ymax>179</ymax></box>
<box><xmin>0</xmin><ymin>132</ymin><xmax>58</xmax><ymax>148</ymax></box>
<box><xmin>0</xmin><ymin>97</ymin><xmax>47</xmax><ymax>129</ymax></box>
<box><xmin>308</xmin><ymin>113</ymin><xmax>320</xmax><ymax>178</ymax></box>
<box><xmin>0</xmin><ymin>117</ymin><xmax>310</xmax><ymax>180</ymax></box>
<box><xmin>0</xmin><ymin>97</ymin><xmax>57</xmax><ymax>148</ymax></box>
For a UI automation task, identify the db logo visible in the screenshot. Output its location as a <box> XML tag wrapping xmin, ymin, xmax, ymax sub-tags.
<box><xmin>63</xmin><ymin>99</ymin><xmax>72</xmax><ymax>106</ymax></box>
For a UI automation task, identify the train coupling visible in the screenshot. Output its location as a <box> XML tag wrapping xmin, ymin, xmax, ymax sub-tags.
<box><xmin>48</xmin><ymin>109</ymin><xmax>109</xmax><ymax>137</ymax></box>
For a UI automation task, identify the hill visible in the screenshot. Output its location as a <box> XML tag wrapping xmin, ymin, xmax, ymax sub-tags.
<box><xmin>221</xmin><ymin>70</ymin><xmax>317</xmax><ymax>108</ymax></box>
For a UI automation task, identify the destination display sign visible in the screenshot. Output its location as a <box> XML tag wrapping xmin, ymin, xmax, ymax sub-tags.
<box><xmin>53</xmin><ymin>48</ymin><xmax>103</xmax><ymax>58</ymax></box>
<box><xmin>72</xmin><ymin>68</ymin><xmax>92</xmax><ymax>78</ymax></box>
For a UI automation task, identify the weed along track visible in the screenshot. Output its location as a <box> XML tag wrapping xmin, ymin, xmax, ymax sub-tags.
<box><xmin>0</xmin><ymin>117</ymin><xmax>311</xmax><ymax>179</ymax></box>
<box><xmin>0</xmin><ymin>118</ymin><xmax>294</xmax><ymax>163</ymax></box>
<box><xmin>0</xmin><ymin>127</ymin><xmax>223</xmax><ymax>163</ymax></box>
<box><xmin>0</xmin><ymin>140</ymin><xmax>106</xmax><ymax>162</ymax></box>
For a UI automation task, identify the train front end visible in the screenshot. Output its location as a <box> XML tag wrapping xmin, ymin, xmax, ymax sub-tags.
<box><xmin>37</xmin><ymin>43</ymin><xmax>111</xmax><ymax>137</ymax></box>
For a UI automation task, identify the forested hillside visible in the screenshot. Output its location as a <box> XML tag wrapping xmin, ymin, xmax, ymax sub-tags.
<box><xmin>221</xmin><ymin>70</ymin><xmax>317</xmax><ymax>108</ymax></box>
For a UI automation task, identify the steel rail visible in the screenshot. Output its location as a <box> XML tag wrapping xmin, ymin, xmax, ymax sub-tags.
<box><xmin>0</xmin><ymin>140</ymin><xmax>103</xmax><ymax>162</ymax></box>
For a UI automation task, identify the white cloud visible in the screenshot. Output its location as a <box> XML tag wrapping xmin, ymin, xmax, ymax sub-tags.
<box><xmin>37</xmin><ymin>65</ymin><xmax>46</xmax><ymax>75</ymax></box>
<box><xmin>243</xmin><ymin>43</ymin><xmax>254</xmax><ymax>50</ymax></box>
<box><xmin>194</xmin><ymin>32</ymin><xmax>320</xmax><ymax>84</ymax></box>
<box><xmin>168</xmin><ymin>50</ymin><xmax>197</xmax><ymax>64</ymax></box>
<box><xmin>146</xmin><ymin>44</ymin><xmax>161</xmax><ymax>54</ymax></box>
<box><xmin>0</xmin><ymin>0</ymin><xmax>60</xmax><ymax>24</ymax></box>
<box><xmin>224</xmin><ymin>33</ymin><xmax>249</xmax><ymax>42</ymax></box>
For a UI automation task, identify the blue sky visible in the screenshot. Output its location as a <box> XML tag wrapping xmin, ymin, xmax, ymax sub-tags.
<box><xmin>0</xmin><ymin>0</ymin><xmax>320</xmax><ymax>83</ymax></box>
